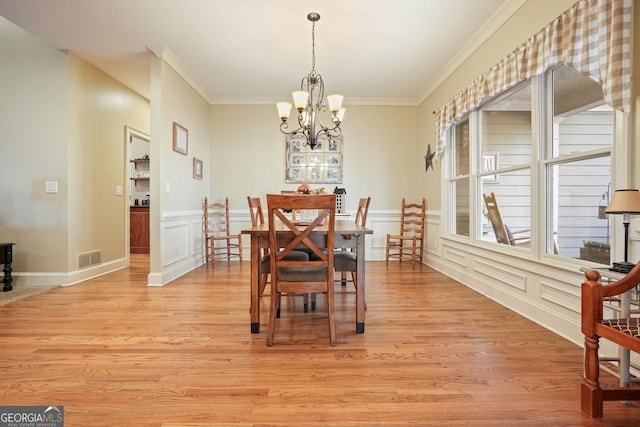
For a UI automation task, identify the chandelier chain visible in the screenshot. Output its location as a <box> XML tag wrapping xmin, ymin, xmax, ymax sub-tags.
<box><xmin>311</xmin><ymin>21</ymin><xmax>316</xmax><ymax>75</ymax></box>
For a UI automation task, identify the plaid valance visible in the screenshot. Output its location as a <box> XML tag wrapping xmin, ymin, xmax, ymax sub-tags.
<box><xmin>434</xmin><ymin>0</ymin><xmax>632</xmax><ymax>157</ymax></box>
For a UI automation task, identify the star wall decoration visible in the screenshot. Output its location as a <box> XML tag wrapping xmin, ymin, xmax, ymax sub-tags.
<box><xmin>425</xmin><ymin>144</ymin><xmax>435</xmax><ymax>172</ymax></box>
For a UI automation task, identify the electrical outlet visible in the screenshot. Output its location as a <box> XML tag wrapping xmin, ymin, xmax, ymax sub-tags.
<box><xmin>165</xmin><ymin>181</ymin><xmax>170</xmax><ymax>193</ymax></box>
<box><xmin>45</xmin><ymin>181</ymin><xmax>58</xmax><ymax>194</ymax></box>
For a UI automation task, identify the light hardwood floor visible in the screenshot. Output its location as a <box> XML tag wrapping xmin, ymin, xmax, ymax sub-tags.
<box><xmin>1</xmin><ymin>255</ymin><xmax>639</xmax><ymax>426</ymax></box>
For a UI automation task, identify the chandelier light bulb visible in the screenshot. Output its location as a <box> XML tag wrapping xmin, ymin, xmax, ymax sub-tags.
<box><xmin>292</xmin><ymin>91</ymin><xmax>309</xmax><ymax>111</ymax></box>
<box><xmin>327</xmin><ymin>94</ymin><xmax>344</xmax><ymax>112</ymax></box>
<box><xmin>277</xmin><ymin>102</ymin><xmax>292</xmax><ymax>121</ymax></box>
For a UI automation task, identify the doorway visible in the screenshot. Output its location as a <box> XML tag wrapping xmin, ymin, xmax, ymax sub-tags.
<box><xmin>125</xmin><ymin>126</ymin><xmax>150</xmax><ymax>264</ymax></box>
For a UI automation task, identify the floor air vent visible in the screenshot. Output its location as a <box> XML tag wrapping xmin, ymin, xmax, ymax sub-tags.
<box><xmin>78</xmin><ymin>250</ymin><xmax>102</xmax><ymax>269</ymax></box>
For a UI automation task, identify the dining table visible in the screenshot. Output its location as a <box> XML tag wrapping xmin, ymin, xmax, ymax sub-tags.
<box><xmin>241</xmin><ymin>219</ymin><xmax>373</xmax><ymax>334</ymax></box>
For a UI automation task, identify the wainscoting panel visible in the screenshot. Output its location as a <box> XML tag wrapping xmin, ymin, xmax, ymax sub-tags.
<box><xmin>473</xmin><ymin>258</ymin><xmax>528</xmax><ymax>292</ymax></box>
<box><xmin>442</xmin><ymin>246</ymin><xmax>469</xmax><ymax>268</ymax></box>
<box><xmin>162</xmin><ymin>222</ymin><xmax>190</xmax><ymax>266</ymax></box>
<box><xmin>150</xmin><ymin>209</ymin><xmax>204</xmax><ymax>286</ymax></box>
<box><xmin>539</xmin><ymin>280</ymin><xmax>581</xmax><ymax>313</ymax></box>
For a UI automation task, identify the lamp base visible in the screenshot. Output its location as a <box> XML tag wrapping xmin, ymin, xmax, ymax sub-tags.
<box><xmin>609</xmin><ymin>261</ymin><xmax>636</xmax><ymax>274</ymax></box>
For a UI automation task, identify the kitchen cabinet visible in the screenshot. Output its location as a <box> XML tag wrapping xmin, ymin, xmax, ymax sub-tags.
<box><xmin>130</xmin><ymin>207</ymin><xmax>150</xmax><ymax>254</ymax></box>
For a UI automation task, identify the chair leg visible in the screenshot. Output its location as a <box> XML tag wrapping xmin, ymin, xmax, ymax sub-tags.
<box><xmin>412</xmin><ymin>237</ymin><xmax>417</xmax><ymax>268</ymax></box>
<box><xmin>327</xmin><ymin>289</ymin><xmax>336</xmax><ymax>346</ymax></box>
<box><xmin>277</xmin><ymin>294</ymin><xmax>281</xmax><ymax>318</ymax></box>
<box><xmin>385</xmin><ymin>236</ymin><xmax>390</xmax><ymax>265</ymax></box>
<box><xmin>267</xmin><ymin>289</ymin><xmax>280</xmax><ymax>347</ymax></box>
<box><xmin>259</xmin><ymin>273</ymin><xmax>268</xmax><ymax>296</ymax></box>
<box><xmin>582</xmin><ymin>335</ymin><xmax>603</xmax><ymax>417</ymax></box>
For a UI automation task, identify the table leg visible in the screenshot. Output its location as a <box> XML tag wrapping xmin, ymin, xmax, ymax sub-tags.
<box><xmin>250</xmin><ymin>234</ymin><xmax>260</xmax><ymax>333</ymax></box>
<box><xmin>356</xmin><ymin>234</ymin><xmax>365</xmax><ymax>333</ymax></box>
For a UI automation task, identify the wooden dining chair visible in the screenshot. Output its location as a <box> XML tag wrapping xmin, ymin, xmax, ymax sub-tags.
<box><xmin>333</xmin><ymin>197</ymin><xmax>370</xmax><ymax>305</ymax></box>
<box><xmin>309</xmin><ymin>196</ymin><xmax>371</xmax><ymax>309</ymax></box>
<box><xmin>385</xmin><ymin>198</ymin><xmax>426</xmax><ymax>267</ymax></box>
<box><xmin>247</xmin><ymin>196</ymin><xmax>308</xmax><ymax>307</ymax></box>
<box><xmin>203</xmin><ymin>197</ymin><xmax>242</xmax><ymax>266</ymax></box>
<box><xmin>266</xmin><ymin>193</ymin><xmax>337</xmax><ymax>346</ymax></box>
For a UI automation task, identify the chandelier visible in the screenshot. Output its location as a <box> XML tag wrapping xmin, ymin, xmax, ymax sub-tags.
<box><xmin>276</xmin><ymin>12</ymin><xmax>345</xmax><ymax>150</ymax></box>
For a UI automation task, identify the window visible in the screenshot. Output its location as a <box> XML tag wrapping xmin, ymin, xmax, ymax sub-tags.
<box><xmin>446</xmin><ymin>64</ymin><xmax>613</xmax><ymax>265</ymax></box>
<box><xmin>546</xmin><ymin>64</ymin><xmax>613</xmax><ymax>261</ymax></box>
<box><xmin>479</xmin><ymin>83</ymin><xmax>532</xmax><ymax>248</ymax></box>
<box><xmin>451</xmin><ymin>119</ymin><xmax>470</xmax><ymax>237</ymax></box>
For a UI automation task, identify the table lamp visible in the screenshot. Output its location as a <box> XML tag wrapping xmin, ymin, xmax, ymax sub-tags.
<box><xmin>605</xmin><ymin>189</ymin><xmax>640</xmax><ymax>273</ymax></box>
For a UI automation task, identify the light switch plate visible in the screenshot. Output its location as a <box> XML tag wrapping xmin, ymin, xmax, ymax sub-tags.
<box><xmin>45</xmin><ymin>181</ymin><xmax>58</xmax><ymax>194</ymax></box>
<box><xmin>115</xmin><ymin>185</ymin><xmax>123</xmax><ymax>196</ymax></box>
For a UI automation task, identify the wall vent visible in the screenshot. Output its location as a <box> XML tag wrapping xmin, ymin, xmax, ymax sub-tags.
<box><xmin>77</xmin><ymin>250</ymin><xmax>102</xmax><ymax>269</ymax></box>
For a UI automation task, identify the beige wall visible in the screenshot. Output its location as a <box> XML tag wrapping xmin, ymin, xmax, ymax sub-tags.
<box><xmin>209</xmin><ymin>104</ymin><xmax>420</xmax><ymax>212</ymax></box>
<box><xmin>155</xmin><ymin>59</ymin><xmax>211</xmax><ymax>212</ymax></box>
<box><xmin>148</xmin><ymin>55</ymin><xmax>212</xmax><ymax>278</ymax></box>
<box><xmin>0</xmin><ymin>16</ymin><xmax>150</xmax><ymax>284</ymax></box>
<box><xmin>68</xmin><ymin>52</ymin><xmax>150</xmax><ymax>268</ymax></box>
<box><xmin>0</xmin><ymin>17</ymin><xmax>69</xmax><ymax>275</ymax></box>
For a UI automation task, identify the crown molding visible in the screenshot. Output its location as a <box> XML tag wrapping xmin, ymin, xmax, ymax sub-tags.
<box><xmin>147</xmin><ymin>45</ymin><xmax>212</xmax><ymax>103</ymax></box>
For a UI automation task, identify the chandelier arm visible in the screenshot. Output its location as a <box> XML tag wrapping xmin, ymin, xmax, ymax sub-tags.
<box><xmin>280</xmin><ymin>121</ymin><xmax>305</xmax><ymax>136</ymax></box>
<box><xmin>297</xmin><ymin>111</ymin><xmax>308</xmax><ymax>130</ymax></box>
<box><xmin>315</xmin><ymin>124</ymin><xmax>342</xmax><ymax>141</ymax></box>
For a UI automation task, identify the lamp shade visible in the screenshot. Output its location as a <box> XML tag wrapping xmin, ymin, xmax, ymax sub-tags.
<box><xmin>327</xmin><ymin>94</ymin><xmax>343</xmax><ymax>112</ymax></box>
<box><xmin>292</xmin><ymin>91</ymin><xmax>309</xmax><ymax>110</ymax></box>
<box><xmin>276</xmin><ymin>102</ymin><xmax>292</xmax><ymax>120</ymax></box>
<box><xmin>605</xmin><ymin>189</ymin><xmax>640</xmax><ymax>214</ymax></box>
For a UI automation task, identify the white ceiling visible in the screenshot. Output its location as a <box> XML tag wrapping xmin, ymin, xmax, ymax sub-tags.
<box><xmin>0</xmin><ymin>0</ymin><xmax>525</xmax><ymax>105</ymax></box>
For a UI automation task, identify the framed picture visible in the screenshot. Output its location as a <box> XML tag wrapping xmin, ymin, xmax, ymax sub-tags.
<box><xmin>308</xmin><ymin>153</ymin><xmax>323</xmax><ymax>165</ymax></box>
<box><xmin>291</xmin><ymin>154</ymin><xmax>306</xmax><ymax>165</ymax></box>
<box><xmin>326</xmin><ymin>168</ymin><xmax>342</xmax><ymax>181</ymax></box>
<box><xmin>287</xmin><ymin>167</ymin><xmax>306</xmax><ymax>181</ymax></box>
<box><xmin>173</xmin><ymin>122</ymin><xmax>188</xmax><ymax>155</ymax></box>
<box><xmin>193</xmin><ymin>157</ymin><xmax>203</xmax><ymax>180</ymax></box>
<box><xmin>285</xmin><ymin>134</ymin><xmax>343</xmax><ymax>184</ymax></box>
